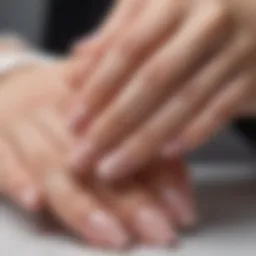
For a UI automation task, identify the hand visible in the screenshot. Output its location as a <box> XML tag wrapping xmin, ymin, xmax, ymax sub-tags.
<box><xmin>68</xmin><ymin>0</ymin><xmax>256</xmax><ymax>180</ymax></box>
<box><xmin>0</xmin><ymin>59</ymin><xmax>196</xmax><ymax>248</ymax></box>
<box><xmin>0</xmin><ymin>59</ymin><xmax>79</xmax><ymax>210</ymax></box>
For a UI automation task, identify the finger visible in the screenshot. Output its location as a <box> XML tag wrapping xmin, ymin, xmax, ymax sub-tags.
<box><xmin>0</xmin><ymin>134</ymin><xmax>41</xmax><ymax>211</ymax></box>
<box><xmin>31</xmin><ymin>108</ymin><xmax>75</xmax><ymax>153</ymax></box>
<box><xmin>97</xmin><ymin>67</ymin><xmax>253</xmax><ymax>180</ymax></box>
<box><xmin>69</xmin><ymin>0</ymin><xmax>185</xmax><ymax>130</ymax></box>
<box><xmin>94</xmin><ymin>179</ymin><xmax>177</xmax><ymax>245</ymax></box>
<box><xmin>20</xmin><ymin>110</ymin><xmax>130</xmax><ymax>248</ymax></box>
<box><xmin>143</xmin><ymin>158</ymin><xmax>197</xmax><ymax>229</ymax></box>
<box><xmin>9</xmin><ymin>119</ymin><xmax>63</xmax><ymax>179</ymax></box>
<box><xmin>36</xmin><ymin>105</ymin><xmax>174</xmax><ymax>246</ymax></box>
<box><xmin>160</xmin><ymin>32</ymin><xmax>256</xmax><ymax>156</ymax></box>
<box><xmin>169</xmin><ymin>68</ymin><xmax>255</xmax><ymax>154</ymax></box>
<box><xmin>68</xmin><ymin>0</ymin><xmax>148</xmax><ymax>92</ymax></box>
<box><xmin>44</xmin><ymin>170</ymin><xmax>130</xmax><ymax>249</ymax></box>
<box><xmin>70</xmin><ymin>2</ymin><xmax>231</xmax><ymax>173</ymax></box>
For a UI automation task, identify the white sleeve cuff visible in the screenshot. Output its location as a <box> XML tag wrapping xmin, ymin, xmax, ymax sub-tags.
<box><xmin>0</xmin><ymin>33</ymin><xmax>57</xmax><ymax>77</ymax></box>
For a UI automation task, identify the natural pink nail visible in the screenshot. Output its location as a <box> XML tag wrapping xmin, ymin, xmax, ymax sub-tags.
<box><xmin>162</xmin><ymin>188</ymin><xmax>197</xmax><ymax>228</ymax></box>
<box><xmin>134</xmin><ymin>206</ymin><xmax>177</xmax><ymax>245</ymax></box>
<box><xmin>97</xmin><ymin>152</ymin><xmax>130</xmax><ymax>181</ymax></box>
<box><xmin>84</xmin><ymin>210</ymin><xmax>129</xmax><ymax>248</ymax></box>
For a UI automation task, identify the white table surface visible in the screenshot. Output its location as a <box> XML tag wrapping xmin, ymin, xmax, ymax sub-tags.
<box><xmin>1</xmin><ymin>163</ymin><xmax>256</xmax><ymax>256</ymax></box>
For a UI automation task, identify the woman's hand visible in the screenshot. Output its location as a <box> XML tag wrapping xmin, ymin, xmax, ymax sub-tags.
<box><xmin>1</xmin><ymin>107</ymin><xmax>195</xmax><ymax>247</ymax></box>
<box><xmin>0</xmin><ymin>59</ymin><xmax>196</xmax><ymax>248</ymax></box>
<box><xmin>68</xmin><ymin>0</ymin><xmax>256</xmax><ymax>180</ymax></box>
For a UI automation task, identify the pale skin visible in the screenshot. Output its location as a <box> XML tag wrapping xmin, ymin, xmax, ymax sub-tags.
<box><xmin>0</xmin><ymin>51</ymin><xmax>196</xmax><ymax>248</ymax></box>
<box><xmin>68</xmin><ymin>0</ymin><xmax>256</xmax><ymax>180</ymax></box>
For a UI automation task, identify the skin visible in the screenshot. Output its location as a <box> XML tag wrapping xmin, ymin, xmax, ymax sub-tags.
<box><xmin>68</xmin><ymin>0</ymin><xmax>256</xmax><ymax>180</ymax></box>
<box><xmin>0</xmin><ymin>56</ymin><xmax>196</xmax><ymax>248</ymax></box>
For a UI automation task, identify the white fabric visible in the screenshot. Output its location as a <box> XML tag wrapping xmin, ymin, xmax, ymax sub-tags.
<box><xmin>1</xmin><ymin>162</ymin><xmax>256</xmax><ymax>256</ymax></box>
<box><xmin>0</xmin><ymin>52</ymin><xmax>52</xmax><ymax>76</ymax></box>
<box><xmin>0</xmin><ymin>34</ymin><xmax>54</xmax><ymax>78</ymax></box>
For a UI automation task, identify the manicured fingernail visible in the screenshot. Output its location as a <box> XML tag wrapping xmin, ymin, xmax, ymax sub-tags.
<box><xmin>134</xmin><ymin>206</ymin><xmax>177</xmax><ymax>245</ymax></box>
<box><xmin>85</xmin><ymin>210</ymin><xmax>129</xmax><ymax>248</ymax></box>
<box><xmin>68</xmin><ymin>104</ymin><xmax>89</xmax><ymax>132</ymax></box>
<box><xmin>162</xmin><ymin>188</ymin><xmax>197</xmax><ymax>228</ymax></box>
<box><xmin>97</xmin><ymin>152</ymin><xmax>128</xmax><ymax>181</ymax></box>
<box><xmin>19</xmin><ymin>187</ymin><xmax>40</xmax><ymax>211</ymax></box>
<box><xmin>68</xmin><ymin>142</ymin><xmax>96</xmax><ymax>172</ymax></box>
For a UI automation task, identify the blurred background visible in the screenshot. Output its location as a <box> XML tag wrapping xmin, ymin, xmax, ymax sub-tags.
<box><xmin>0</xmin><ymin>0</ymin><xmax>255</xmax><ymax>166</ymax></box>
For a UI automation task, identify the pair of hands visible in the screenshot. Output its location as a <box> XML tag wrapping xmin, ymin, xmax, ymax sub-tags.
<box><xmin>68</xmin><ymin>0</ymin><xmax>256</xmax><ymax>181</ymax></box>
<box><xmin>0</xmin><ymin>56</ymin><xmax>196</xmax><ymax>248</ymax></box>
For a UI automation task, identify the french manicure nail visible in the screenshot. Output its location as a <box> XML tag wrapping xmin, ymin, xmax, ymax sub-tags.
<box><xmin>134</xmin><ymin>206</ymin><xmax>177</xmax><ymax>245</ymax></box>
<box><xmin>85</xmin><ymin>210</ymin><xmax>129</xmax><ymax>248</ymax></box>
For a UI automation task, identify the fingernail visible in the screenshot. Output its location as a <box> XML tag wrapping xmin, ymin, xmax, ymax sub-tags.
<box><xmin>134</xmin><ymin>206</ymin><xmax>177</xmax><ymax>245</ymax></box>
<box><xmin>85</xmin><ymin>210</ymin><xmax>129</xmax><ymax>248</ymax></box>
<box><xmin>68</xmin><ymin>104</ymin><xmax>89</xmax><ymax>132</ymax></box>
<box><xmin>19</xmin><ymin>187</ymin><xmax>40</xmax><ymax>211</ymax></box>
<box><xmin>162</xmin><ymin>188</ymin><xmax>197</xmax><ymax>228</ymax></box>
<box><xmin>97</xmin><ymin>152</ymin><xmax>128</xmax><ymax>181</ymax></box>
<box><xmin>68</xmin><ymin>142</ymin><xmax>96</xmax><ymax>172</ymax></box>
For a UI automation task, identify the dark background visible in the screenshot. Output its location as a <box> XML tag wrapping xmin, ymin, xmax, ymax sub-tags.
<box><xmin>44</xmin><ymin>0</ymin><xmax>113</xmax><ymax>53</ymax></box>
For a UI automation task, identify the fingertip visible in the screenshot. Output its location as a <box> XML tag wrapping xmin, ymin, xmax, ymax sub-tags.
<box><xmin>85</xmin><ymin>210</ymin><xmax>131</xmax><ymax>249</ymax></box>
<box><xmin>134</xmin><ymin>205</ymin><xmax>178</xmax><ymax>246</ymax></box>
<box><xmin>161</xmin><ymin>187</ymin><xmax>198</xmax><ymax>229</ymax></box>
<box><xmin>97</xmin><ymin>155</ymin><xmax>122</xmax><ymax>181</ymax></box>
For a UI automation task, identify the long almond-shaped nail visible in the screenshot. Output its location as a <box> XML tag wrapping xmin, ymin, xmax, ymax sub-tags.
<box><xmin>134</xmin><ymin>206</ymin><xmax>177</xmax><ymax>245</ymax></box>
<box><xmin>84</xmin><ymin>210</ymin><xmax>130</xmax><ymax>249</ymax></box>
